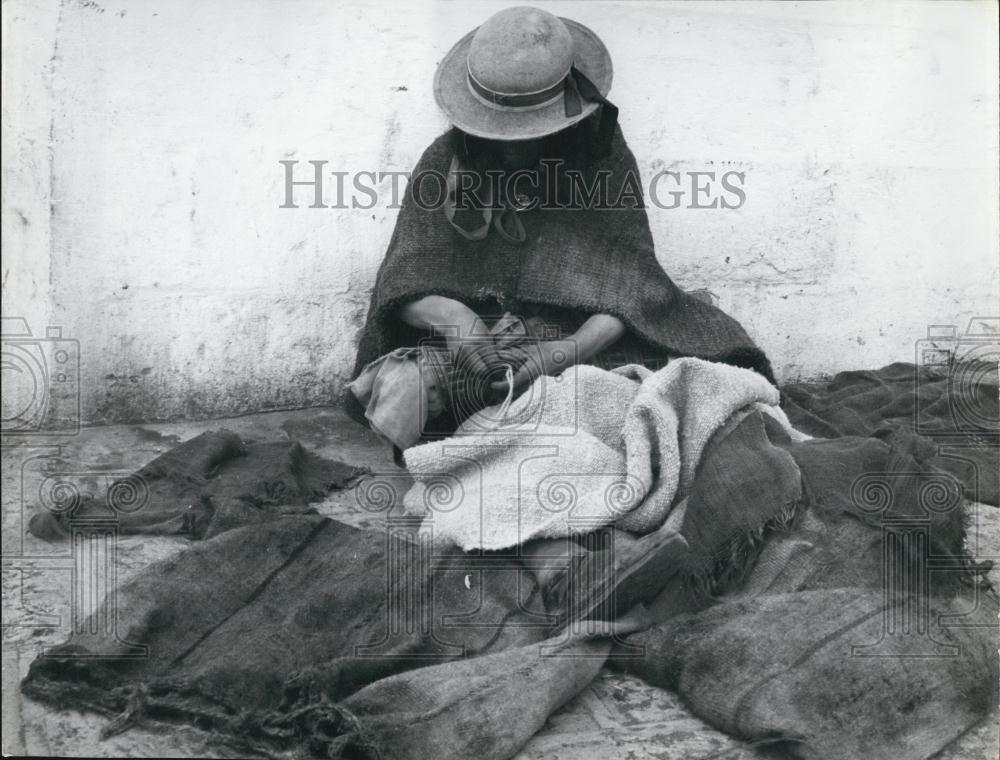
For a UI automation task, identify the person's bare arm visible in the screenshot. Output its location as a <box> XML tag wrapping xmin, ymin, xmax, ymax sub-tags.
<box><xmin>398</xmin><ymin>295</ymin><xmax>476</xmax><ymax>333</ymax></box>
<box><xmin>398</xmin><ymin>295</ymin><xmax>497</xmax><ymax>376</ymax></box>
<box><xmin>571</xmin><ymin>313</ymin><xmax>626</xmax><ymax>362</ymax></box>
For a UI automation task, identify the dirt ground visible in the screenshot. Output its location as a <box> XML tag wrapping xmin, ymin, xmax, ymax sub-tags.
<box><xmin>3</xmin><ymin>407</ymin><xmax>998</xmax><ymax>758</ymax></box>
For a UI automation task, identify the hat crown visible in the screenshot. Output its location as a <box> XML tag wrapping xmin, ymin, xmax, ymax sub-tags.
<box><xmin>468</xmin><ymin>7</ymin><xmax>574</xmax><ymax>95</ymax></box>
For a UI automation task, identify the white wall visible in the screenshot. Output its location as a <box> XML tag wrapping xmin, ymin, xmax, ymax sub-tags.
<box><xmin>3</xmin><ymin>0</ymin><xmax>998</xmax><ymax>425</ymax></box>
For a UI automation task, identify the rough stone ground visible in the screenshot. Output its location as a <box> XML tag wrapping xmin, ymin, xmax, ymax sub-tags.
<box><xmin>3</xmin><ymin>408</ymin><xmax>998</xmax><ymax>758</ymax></box>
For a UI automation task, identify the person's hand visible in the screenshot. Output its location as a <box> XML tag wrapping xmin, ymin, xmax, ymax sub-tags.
<box><xmin>445</xmin><ymin>330</ymin><xmax>504</xmax><ymax>380</ymax></box>
<box><xmin>485</xmin><ymin>313</ymin><xmax>625</xmax><ymax>400</ymax></box>
<box><xmin>489</xmin><ymin>339</ymin><xmax>577</xmax><ymax>398</ymax></box>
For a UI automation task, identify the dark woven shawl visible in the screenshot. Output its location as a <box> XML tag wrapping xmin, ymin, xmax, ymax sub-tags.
<box><xmin>351</xmin><ymin>127</ymin><xmax>774</xmax><ymax>383</ymax></box>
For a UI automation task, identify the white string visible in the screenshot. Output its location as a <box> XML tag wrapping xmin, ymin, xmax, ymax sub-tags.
<box><xmin>495</xmin><ymin>365</ymin><xmax>516</xmax><ymax>420</ymax></box>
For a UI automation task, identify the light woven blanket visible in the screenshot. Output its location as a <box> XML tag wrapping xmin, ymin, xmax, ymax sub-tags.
<box><xmin>403</xmin><ymin>358</ymin><xmax>794</xmax><ymax>550</ymax></box>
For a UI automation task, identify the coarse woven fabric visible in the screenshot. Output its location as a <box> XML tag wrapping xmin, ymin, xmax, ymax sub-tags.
<box><xmin>675</xmin><ymin>409</ymin><xmax>802</xmax><ymax>594</ymax></box>
<box><xmin>615</xmin><ymin>403</ymin><xmax>997</xmax><ymax>760</ymax></box>
<box><xmin>21</xmin><ymin>516</ymin><xmax>566</xmax><ymax>757</ymax></box>
<box><xmin>26</xmin><ymin>430</ymin><xmax>367</xmax><ymax>542</ymax></box>
<box><xmin>780</xmin><ymin>360</ymin><xmax>999</xmax><ymax>505</ymax></box>
<box><xmin>21</xmin><ymin>362</ymin><xmax>998</xmax><ymax>760</ymax></box>
<box><xmin>619</xmin><ymin>587</ymin><xmax>997</xmax><ymax>760</ymax></box>
<box><xmin>350</xmin><ymin>126</ymin><xmax>775</xmax><ymax>389</ymax></box>
<box><xmin>402</xmin><ymin>357</ymin><xmax>789</xmax><ymax>550</ymax></box>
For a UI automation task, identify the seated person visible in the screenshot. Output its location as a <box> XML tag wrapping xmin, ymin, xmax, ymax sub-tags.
<box><xmin>347</xmin><ymin>6</ymin><xmax>772</xmax><ymax>455</ymax></box>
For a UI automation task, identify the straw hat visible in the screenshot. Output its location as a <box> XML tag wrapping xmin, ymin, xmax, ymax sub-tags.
<box><xmin>433</xmin><ymin>6</ymin><xmax>614</xmax><ymax>141</ymax></box>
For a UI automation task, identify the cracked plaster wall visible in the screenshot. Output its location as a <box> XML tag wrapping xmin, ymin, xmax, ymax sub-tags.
<box><xmin>2</xmin><ymin>0</ymin><xmax>997</xmax><ymax>425</ymax></box>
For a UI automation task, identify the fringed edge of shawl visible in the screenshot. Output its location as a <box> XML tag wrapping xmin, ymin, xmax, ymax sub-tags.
<box><xmin>23</xmin><ymin>665</ymin><xmax>384</xmax><ymax>760</ymax></box>
<box><xmin>682</xmin><ymin>497</ymin><xmax>802</xmax><ymax>604</ymax></box>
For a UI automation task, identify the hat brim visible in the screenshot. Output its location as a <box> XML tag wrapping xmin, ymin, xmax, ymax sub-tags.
<box><xmin>433</xmin><ymin>18</ymin><xmax>613</xmax><ymax>141</ymax></box>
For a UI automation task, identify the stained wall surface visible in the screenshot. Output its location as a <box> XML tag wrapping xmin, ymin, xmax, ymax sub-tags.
<box><xmin>3</xmin><ymin>0</ymin><xmax>997</xmax><ymax>424</ymax></box>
